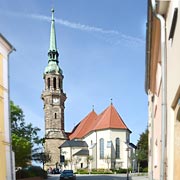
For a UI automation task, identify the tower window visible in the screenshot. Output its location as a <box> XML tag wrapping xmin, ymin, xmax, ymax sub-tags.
<box><xmin>59</xmin><ymin>78</ymin><xmax>61</xmax><ymax>89</ymax></box>
<box><xmin>55</xmin><ymin>113</ymin><xmax>57</xmax><ymax>119</ymax></box>
<box><xmin>47</xmin><ymin>78</ymin><xmax>50</xmax><ymax>89</ymax></box>
<box><xmin>53</xmin><ymin>77</ymin><xmax>56</xmax><ymax>90</ymax></box>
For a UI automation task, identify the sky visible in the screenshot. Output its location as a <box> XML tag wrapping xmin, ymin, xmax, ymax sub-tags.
<box><xmin>0</xmin><ymin>0</ymin><xmax>148</xmax><ymax>145</ymax></box>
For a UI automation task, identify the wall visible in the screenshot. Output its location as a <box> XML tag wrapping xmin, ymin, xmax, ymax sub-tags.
<box><xmin>166</xmin><ymin>1</ymin><xmax>180</xmax><ymax>179</ymax></box>
<box><xmin>0</xmin><ymin>35</ymin><xmax>14</xmax><ymax>180</ymax></box>
<box><xmin>84</xmin><ymin>129</ymin><xmax>129</xmax><ymax>169</ymax></box>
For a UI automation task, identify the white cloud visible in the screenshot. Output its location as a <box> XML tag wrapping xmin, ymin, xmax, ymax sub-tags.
<box><xmin>30</xmin><ymin>13</ymin><xmax>145</xmax><ymax>46</ymax></box>
<box><xmin>2</xmin><ymin>10</ymin><xmax>145</xmax><ymax>46</ymax></box>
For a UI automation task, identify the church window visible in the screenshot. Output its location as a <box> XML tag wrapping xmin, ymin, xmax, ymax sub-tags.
<box><xmin>100</xmin><ymin>138</ymin><xmax>104</xmax><ymax>159</ymax></box>
<box><xmin>47</xmin><ymin>78</ymin><xmax>50</xmax><ymax>89</ymax></box>
<box><xmin>91</xmin><ymin>140</ymin><xmax>93</xmax><ymax>145</ymax></box>
<box><xmin>53</xmin><ymin>77</ymin><xmax>56</xmax><ymax>89</ymax></box>
<box><xmin>115</xmin><ymin>138</ymin><xmax>120</xmax><ymax>159</ymax></box>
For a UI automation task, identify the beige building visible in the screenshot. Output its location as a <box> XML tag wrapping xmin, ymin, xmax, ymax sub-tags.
<box><xmin>0</xmin><ymin>34</ymin><xmax>15</xmax><ymax>179</ymax></box>
<box><xmin>146</xmin><ymin>0</ymin><xmax>180</xmax><ymax>179</ymax></box>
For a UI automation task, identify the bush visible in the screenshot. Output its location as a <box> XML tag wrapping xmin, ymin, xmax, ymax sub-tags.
<box><xmin>112</xmin><ymin>168</ymin><xmax>132</xmax><ymax>174</ymax></box>
<box><xmin>142</xmin><ymin>167</ymin><xmax>148</xmax><ymax>172</ymax></box>
<box><xmin>76</xmin><ymin>169</ymin><xmax>89</xmax><ymax>174</ymax></box>
<box><xmin>91</xmin><ymin>169</ymin><xmax>113</xmax><ymax>174</ymax></box>
<box><xmin>16</xmin><ymin>166</ymin><xmax>47</xmax><ymax>179</ymax></box>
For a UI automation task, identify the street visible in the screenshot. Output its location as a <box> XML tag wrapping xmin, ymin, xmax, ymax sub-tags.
<box><xmin>47</xmin><ymin>174</ymin><xmax>148</xmax><ymax>180</ymax></box>
<box><xmin>47</xmin><ymin>174</ymin><xmax>129</xmax><ymax>180</ymax></box>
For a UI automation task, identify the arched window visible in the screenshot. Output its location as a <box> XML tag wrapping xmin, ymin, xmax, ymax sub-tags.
<box><xmin>59</xmin><ymin>78</ymin><xmax>61</xmax><ymax>89</ymax></box>
<box><xmin>53</xmin><ymin>77</ymin><xmax>56</xmax><ymax>90</ymax></box>
<box><xmin>47</xmin><ymin>78</ymin><xmax>50</xmax><ymax>89</ymax></box>
<box><xmin>55</xmin><ymin>113</ymin><xmax>57</xmax><ymax>119</ymax></box>
<box><xmin>100</xmin><ymin>138</ymin><xmax>104</xmax><ymax>159</ymax></box>
<box><xmin>115</xmin><ymin>138</ymin><xmax>120</xmax><ymax>159</ymax></box>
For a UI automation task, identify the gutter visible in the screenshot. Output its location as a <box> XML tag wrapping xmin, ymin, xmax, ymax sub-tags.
<box><xmin>148</xmin><ymin>0</ymin><xmax>167</xmax><ymax>180</ymax></box>
<box><xmin>8</xmin><ymin>47</ymin><xmax>16</xmax><ymax>180</ymax></box>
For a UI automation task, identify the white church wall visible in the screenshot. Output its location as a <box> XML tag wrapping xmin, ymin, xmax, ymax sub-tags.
<box><xmin>83</xmin><ymin>129</ymin><xmax>129</xmax><ymax>170</ymax></box>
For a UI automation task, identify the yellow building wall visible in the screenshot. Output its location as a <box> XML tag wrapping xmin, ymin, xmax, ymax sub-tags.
<box><xmin>0</xmin><ymin>53</ymin><xmax>7</xmax><ymax>180</ymax></box>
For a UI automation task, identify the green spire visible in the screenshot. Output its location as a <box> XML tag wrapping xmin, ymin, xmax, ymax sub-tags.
<box><xmin>44</xmin><ymin>9</ymin><xmax>63</xmax><ymax>75</ymax></box>
<box><xmin>49</xmin><ymin>8</ymin><xmax>57</xmax><ymax>51</ymax></box>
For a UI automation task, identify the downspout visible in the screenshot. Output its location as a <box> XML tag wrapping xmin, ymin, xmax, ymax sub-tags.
<box><xmin>151</xmin><ymin>94</ymin><xmax>155</xmax><ymax>180</ymax></box>
<box><xmin>96</xmin><ymin>131</ymin><xmax>97</xmax><ymax>169</ymax></box>
<box><xmin>8</xmin><ymin>47</ymin><xmax>16</xmax><ymax>180</ymax></box>
<box><xmin>150</xmin><ymin>0</ymin><xmax>167</xmax><ymax>180</ymax></box>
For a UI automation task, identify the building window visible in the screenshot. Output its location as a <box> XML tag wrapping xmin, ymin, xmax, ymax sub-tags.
<box><xmin>91</xmin><ymin>140</ymin><xmax>93</xmax><ymax>145</ymax></box>
<box><xmin>53</xmin><ymin>77</ymin><xmax>56</xmax><ymax>89</ymax></box>
<box><xmin>100</xmin><ymin>138</ymin><xmax>104</xmax><ymax>159</ymax></box>
<box><xmin>169</xmin><ymin>8</ymin><xmax>178</xmax><ymax>41</ymax></box>
<box><xmin>115</xmin><ymin>138</ymin><xmax>120</xmax><ymax>159</ymax></box>
<box><xmin>47</xmin><ymin>78</ymin><xmax>50</xmax><ymax>89</ymax></box>
<box><xmin>55</xmin><ymin>113</ymin><xmax>57</xmax><ymax>119</ymax></box>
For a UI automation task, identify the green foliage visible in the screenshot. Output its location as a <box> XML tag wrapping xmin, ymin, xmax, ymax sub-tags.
<box><xmin>16</xmin><ymin>166</ymin><xmax>47</xmax><ymax>179</ymax></box>
<box><xmin>76</xmin><ymin>168</ymin><xmax>89</xmax><ymax>174</ymax></box>
<box><xmin>10</xmin><ymin>101</ymin><xmax>42</xmax><ymax>167</ymax></box>
<box><xmin>12</xmin><ymin>134</ymin><xmax>31</xmax><ymax>167</ymax></box>
<box><xmin>111</xmin><ymin>168</ymin><xmax>131</xmax><ymax>174</ymax></box>
<box><xmin>91</xmin><ymin>169</ymin><xmax>113</xmax><ymax>174</ymax></box>
<box><xmin>137</xmin><ymin>128</ymin><xmax>148</xmax><ymax>170</ymax></box>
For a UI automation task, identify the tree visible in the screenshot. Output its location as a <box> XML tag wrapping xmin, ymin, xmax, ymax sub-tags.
<box><xmin>136</xmin><ymin>128</ymin><xmax>148</xmax><ymax>171</ymax></box>
<box><xmin>10</xmin><ymin>101</ymin><xmax>42</xmax><ymax>167</ymax></box>
<box><xmin>31</xmin><ymin>148</ymin><xmax>51</xmax><ymax>170</ymax></box>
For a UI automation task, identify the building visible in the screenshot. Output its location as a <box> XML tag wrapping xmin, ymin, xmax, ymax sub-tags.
<box><xmin>42</xmin><ymin>9</ymin><xmax>135</xmax><ymax>172</ymax></box>
<box><xmin>146</xmin><ymin>0</ymin><xmax>180</xmax><ymax>179</ymax></box>
<box><xmin>60</xmin><ymin>104</ymin><xmax>133</xmax><ymax>171</ymax></box>
<box><xmin>42</xmin><ymin>9</ymin><xmax>67</xmax><ymax>170</ymax></box>
<box><xmin>0</xmin><ymin>34</ymin><xmax>15</xmax><ymax>179</ymax></box>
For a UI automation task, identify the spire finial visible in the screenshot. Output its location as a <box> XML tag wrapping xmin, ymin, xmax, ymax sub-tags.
<box><xmin>49</xmin><ymin>8</ymin><xmax>57</xmax><ymax>52</ymax></box>
<box><xmin>51</xmin><ymin>8</ymin><xmax>55</xmax><ymax>21</ymax></box>
<box><xmin>110</xmin><ymin>98</ymin><xmax>113</xmax><ymax>105</ymax></box>
<box><xmin>92</xmin><ymin>105</ymin><xmax>94</xmax><ymax>111</ymax></box>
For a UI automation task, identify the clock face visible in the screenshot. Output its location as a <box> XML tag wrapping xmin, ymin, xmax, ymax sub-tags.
<box><xmin>53</xmin><ymin>98</ymin><xmax>59</xmax><ymax>103</ymax></box>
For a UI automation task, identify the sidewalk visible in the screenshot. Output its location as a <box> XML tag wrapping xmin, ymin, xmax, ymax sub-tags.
<box><xmin>131</xmin><ymin>173</ymin><xmax>148</xmax><ymax>180</ymax></box>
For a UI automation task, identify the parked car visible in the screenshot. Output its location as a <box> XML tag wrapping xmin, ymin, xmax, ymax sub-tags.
<box><xmin>60</xmin><ymin>170</ymin><xmax>76</xmax><ymax>180</ymax></box>
<box><xmin>52</xmin><ymin>168</ymin><xmax>61</xmax><ymax>174</ymax></box>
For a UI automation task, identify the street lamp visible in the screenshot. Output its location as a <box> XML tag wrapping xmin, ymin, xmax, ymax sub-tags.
<box><xmin>125</xmin><ymin>141</ymin><xmax>130</xmax><ymax>180</ymax></box>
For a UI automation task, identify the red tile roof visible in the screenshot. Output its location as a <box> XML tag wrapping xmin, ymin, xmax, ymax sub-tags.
<box><xmin>69</xmin><ymin>110</ymin><xmax>98</xmax><ymax>140</ymax></box>
<box><xmin>69</xmin><ymin>104</ymin><xmax>130</xmax><ymax>140</ymax></box>
<box><xmin>93</xmin><ymin>104</ymin><xmax>129</xmax><ymax>131</ymax></box>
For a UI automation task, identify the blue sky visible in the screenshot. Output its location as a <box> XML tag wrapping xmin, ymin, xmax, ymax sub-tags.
<box><xmin>1</xmin><ymin>0</ymin><xmax>147</xmax><ymax>144</ymax></box>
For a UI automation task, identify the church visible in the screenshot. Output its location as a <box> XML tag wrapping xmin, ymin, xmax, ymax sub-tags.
<box><xmin>42</xmin><ymin>9</ymin><xmax>135</xmax><ymax>171</ymax></box>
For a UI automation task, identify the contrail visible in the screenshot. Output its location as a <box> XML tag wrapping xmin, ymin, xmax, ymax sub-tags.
<box><xmin>2</xmin><ymin>10</ymin><xmax>145</xmax><ymax>46</ymax></box>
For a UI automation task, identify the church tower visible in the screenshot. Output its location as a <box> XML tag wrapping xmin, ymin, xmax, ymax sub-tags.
<box><xmin>42</xmin><ymin>9</ymin><xmax>67</xmax><ymax>169</ymax></box>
